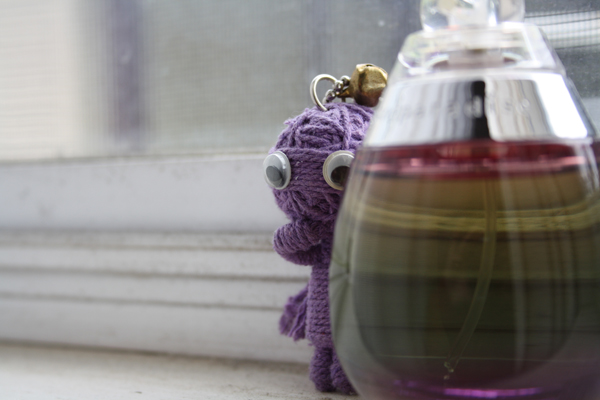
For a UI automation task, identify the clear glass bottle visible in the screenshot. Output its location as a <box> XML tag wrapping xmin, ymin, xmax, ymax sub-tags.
<box><xmin>329</xmin><ymin>1</ymin><xmax>600</xmax><ymax>399</ymax></box>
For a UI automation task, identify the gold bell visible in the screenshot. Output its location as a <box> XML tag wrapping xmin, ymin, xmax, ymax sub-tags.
<box><xmin>339</xmin><ymin>64</ymin><xmax>388</xmax><ymax>107</ymax></box>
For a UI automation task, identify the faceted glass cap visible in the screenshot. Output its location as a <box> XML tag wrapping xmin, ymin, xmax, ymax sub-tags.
<box><xmin>421</xmin><ymin>0</ymin><xmax>525</xmax><ymax>31</ymax></box>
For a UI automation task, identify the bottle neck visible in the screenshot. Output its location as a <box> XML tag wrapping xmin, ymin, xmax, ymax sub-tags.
<box><xmin>397</xmin><ymin>23</ymin><xmax>563</xmax><ymax>79</ymax></box>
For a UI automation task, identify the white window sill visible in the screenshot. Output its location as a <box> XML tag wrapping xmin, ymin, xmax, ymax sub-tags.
<box><xmin>0</xmin><ymin>343</ymin><xmax>354</xmax><ymax>400</ymax></box>
<box><xmin>0</xmin><ymin>231</ymin><xmax>312</xmax><ymax>364</ymax></box>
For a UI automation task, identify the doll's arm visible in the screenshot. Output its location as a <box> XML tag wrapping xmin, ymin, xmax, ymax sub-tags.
<box><xmin>273</xmin><ymin>219</ymin><xmax>331</xmax><ymax>265</ymax></box>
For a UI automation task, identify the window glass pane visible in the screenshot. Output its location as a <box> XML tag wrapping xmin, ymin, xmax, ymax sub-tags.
<box><xmin>0</xmin><ymin>0</ymin><xmax>598</xmax><ymax>161</ymax></box>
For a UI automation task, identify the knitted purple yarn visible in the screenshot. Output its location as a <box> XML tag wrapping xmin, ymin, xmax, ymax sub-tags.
<box><xmin>269</xmin><ymin>102</ymin><xmax>373</xmax><ymax>394</ymax></box>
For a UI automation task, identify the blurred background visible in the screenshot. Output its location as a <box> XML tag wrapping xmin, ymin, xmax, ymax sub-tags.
<box><xmin>0</xmin><ymin>0</ymin><xmax>598</xmax><ymax>369</ymax></box>
<box><xmin>0</xmin><ymin>0</ymin><xmax>597</xmax><ymax>162</ymax></box>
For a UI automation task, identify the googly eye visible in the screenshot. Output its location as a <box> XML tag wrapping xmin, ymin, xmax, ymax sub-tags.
<box><xmin>323</xmin><ymin>150</ymin><xmax>354</xmax><ymax>190</ymax></box>
<box><xmin>263</xmin><ymin>151</ymin><xmax>292</xmax><ymax>190</ymax></box>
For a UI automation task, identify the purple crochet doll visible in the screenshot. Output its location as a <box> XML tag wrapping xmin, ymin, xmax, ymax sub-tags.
<box><xmin>264</xmin><ymin>102</ymin><xmax>373</xmax><ymax>394</ymax></box>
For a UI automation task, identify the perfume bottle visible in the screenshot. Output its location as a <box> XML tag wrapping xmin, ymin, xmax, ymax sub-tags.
<box><xmin>329</xmin><ymin>1</ymin><xmax>600</xmax><ymax>399</ymax></box>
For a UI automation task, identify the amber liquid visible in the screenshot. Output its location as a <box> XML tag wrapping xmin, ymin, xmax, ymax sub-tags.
<box><xmin>330</xmin><ymin>140</ymin><xmax>600</xmax><ymax>399</ymax></box>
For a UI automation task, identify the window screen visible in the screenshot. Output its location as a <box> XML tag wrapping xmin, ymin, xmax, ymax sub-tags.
<box><xmin>0</xmin><ymin>0</ymin><xmax>597</xmax><ymax>161</ymax></box>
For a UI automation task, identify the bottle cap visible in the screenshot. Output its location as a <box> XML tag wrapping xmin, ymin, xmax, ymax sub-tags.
<box><xmin>397</xmin><ymin>0</ymin><xmax>563</xmax><ymax>77</ymax></box>
<box><xmin>421</xmin><ymin>0</ymin><xmax>525</xmax><ymax>31</ymax></box>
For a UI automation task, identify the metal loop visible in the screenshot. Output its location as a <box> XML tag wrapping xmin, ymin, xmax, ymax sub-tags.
<box><xmin>324</xmin><ymin>89</ymin><xmax>337</xmax><ymax>103</ymax></box>
<box><xmin>310</xmin><ymin>74</ymin><xmax>337</xmax><ymax>111</ymax></box>
<box><xmin>310</xmin><ymin>73</ymin><xmax>353</xmax><ymax>111</ymax></box>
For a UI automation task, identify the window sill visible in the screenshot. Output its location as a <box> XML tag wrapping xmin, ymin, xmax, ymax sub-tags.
<box><xmin>0</xmin><ymin>343</ymin><xmax>353</xmax><ymax>400</ymax></box>
<box><xmin>0</xmin><ymin>231</ymin><xmax>311</xmax><ymax>364</ymax></box>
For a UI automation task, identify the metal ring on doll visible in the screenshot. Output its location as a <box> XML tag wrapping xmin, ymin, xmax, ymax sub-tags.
<box><xmin>310</xmin><ymin>74</ymin><xmax>337</xmax><ymax>111</ymax></box>
<box><xmin>310</xmin><ymin>74</ymin><xmax>352</xmax><ymax>111</ymax></box>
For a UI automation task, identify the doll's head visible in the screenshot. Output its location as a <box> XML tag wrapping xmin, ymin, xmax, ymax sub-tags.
<box><xmin>264</xmin><ymin>103</ymin><xmax>373</xmax><ymax>224</ymax></box>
